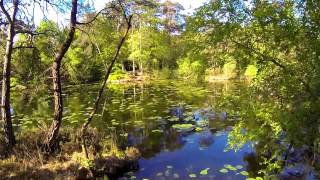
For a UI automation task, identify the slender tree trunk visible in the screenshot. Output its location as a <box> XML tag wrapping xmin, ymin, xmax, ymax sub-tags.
<box><xmin>44</xmin><ymin>0</ymin><xmax>78</xmax><ymax>154</ymax></box>
<box><xmin>0</xmin><ymin>0</ymin><xmax>18</xmax><ymax>154</ymax></box>
<box><xmin>131</xmin><ymin>27</ymin><xmax>136</xmax><ymax>75</ymax></box>
<box><xmin>139</xmin><ymin>19</ymin><xmax>143</xmax><ymax>75</ymax></box>
<box><xmin>1</xmin><ymin>23</ymin><xmax>15</xmax><ymax>153</ymax></box>
<box><xmin>81</xmin><ymin>15</ymin><xmax>132</xmax><ymax>158</ymax></box>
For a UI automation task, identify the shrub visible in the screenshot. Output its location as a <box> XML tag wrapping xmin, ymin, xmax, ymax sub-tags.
<box><xmin>177</xmin><ymin>57</ymin><xmax>206</xmax><ymax>80</ymax></box>
<box><xmin>244</xmin><ymin>65</ymin><xmax>258</xmax><ymax>79</ymax></box>
<box><xmin>223</xmin><ymin>60</ymin><xmax>237</xmax><ymax>78</ymax></box>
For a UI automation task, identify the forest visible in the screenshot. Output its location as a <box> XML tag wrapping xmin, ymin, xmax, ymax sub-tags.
<box><xmin>0</xmin><ymin>0</ymin><xmax>319</xmax><ymax>179</ymax></box>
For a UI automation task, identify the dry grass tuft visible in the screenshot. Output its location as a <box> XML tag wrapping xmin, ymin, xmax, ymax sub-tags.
<box><xmin>0</xmin><ymin>128</ymin><xmax>140</xmax><ymax>179</ymax></box>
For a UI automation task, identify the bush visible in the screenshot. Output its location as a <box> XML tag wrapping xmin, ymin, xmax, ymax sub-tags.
<box><xmin>109</xmin><ymin>65</ymin><xmax>129</xmax><ymax>81</ymax></box>
<box><xmin>244</xmin><ymin>65</ymin><xmax>258</xmax><ymax>79</ymax></box>
<box><xmin>177</xmin><ymin>57</ymin><xmax>206</xmax><ymax>80</ymax></box>
<box><xmin>223</xmin><ymin>60</ymin><xmax>237</xmax><ymax>78</ymax></box>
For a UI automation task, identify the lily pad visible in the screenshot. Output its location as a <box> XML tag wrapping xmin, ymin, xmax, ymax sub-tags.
<box><xmin>173</xmin><ymin>173</ymin><xmax>180</xmax><ymax>178</ymax></box>
<box><xmin>172</xmin><ymin>124</ymin><xmax>195</xmax><ymax>133</ymax></box>
<box><xmin>219</xmin><ymin>168</ymin><xmax>229</xmax><ymax>173</ymax></box>
<box><xmin>156</xmin><ymin>172</ymin><xmax>163</xmax><ymax>176</ymax></box>
<box><xmin>196</xmin><ymin>127</ymin><xmax>203</xmax><ymax>132</ymax></box>
<box><xmin>240</xmin><ymin>171</ymin><xmax>249</xmax><ymax>176</ymax></box>
<box><xmin>224</xmin><ymin>164</ymin><xmax>237</xmax><ymax>171</ymax></box>
<box><xmin>200</xmin><ymin>168</ymin><xmax>210</xmax><ymax>175</ymax></box>
<box><xmin>235</xmin><ymin>165</ymin><xmax>243</xmax><ymax>169</ymax></box>
<box><xmin>152</xmin><ymin>129</ymin><xmax>164</xmax><ymax>133</ymax></box>
<box><xmin>168</xmin><ymin>117</ymin><xmax>180</xmax><ymax>122</ymax></box>
<box><xmin>189</xmin><ymin>173</ymin><xmax>197</xmax><ymax>178</ymax></box>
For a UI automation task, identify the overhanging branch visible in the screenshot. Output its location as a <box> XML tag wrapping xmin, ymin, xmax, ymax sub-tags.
<box><xmin>0</xmin><ymin>0</ymin><xmax>12</xmax><ymax>24</ymax></box>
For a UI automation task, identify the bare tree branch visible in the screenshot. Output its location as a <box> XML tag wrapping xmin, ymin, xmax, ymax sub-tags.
<box><xmin>0</xmin><ymin>0</ymin><xmax>12</xmax><ymax>24</ymax></box>
<box><xmin>13</xmin><ymin>46</ymin><xmax>36</xmax><ymax>49</ymax></box>
<box><xmin>76</xmin><ymin>7</ymin><xmax>109</xmax><ymax>25</ymax></box>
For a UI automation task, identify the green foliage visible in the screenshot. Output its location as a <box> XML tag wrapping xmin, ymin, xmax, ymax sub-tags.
<box><xmin>200</xmin><ymin>168</ymin><xmax>210</xmax><ymax>175</ymax></box>
<box><xmin>244</xmin><ymin>65</ymin><xmax>258</xmax><ymax>79</ymax></box>
<box><xmin>223</xmin><ymin>59</ymin><xmax>237</xmax><ymax>78</ymax></box>
<box><xmin>109</xmin><ymin>65</ymin><xmax>129</xmax><ymax>81</ymax></box>
<box><xmin>71</xmin><ymin>152</ymin><xmax>94</xmax><ymax>168</ymax></box>
<box><xmin>177</xmin><ymin>56</ymin><xmax>206</xmax><ymax>80</ymax></box>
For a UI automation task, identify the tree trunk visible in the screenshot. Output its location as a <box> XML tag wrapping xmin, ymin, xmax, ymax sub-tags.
<box><xmin>0</xmin><ymin>0</ymin><xmax>18</xmax><ymax>154</ymax></box>
<box><xmin>81</xmin><ymin>15</ymin><xmax>132</xmax><ymax>159</ymax></box>
<box><xmin>1</xmin><ymin>23</ymin><xmax>16</xmax><ymax>153</ymax></box>
<box><xmin>44</xmin><ymin>0</ymin><xmax>78</xmax><ymax>154</ymax></box>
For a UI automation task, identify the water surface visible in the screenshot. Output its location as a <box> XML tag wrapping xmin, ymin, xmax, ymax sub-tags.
<box><xmin>12</xmin><ymin>80</ymin><xmax>259</xmax><ymax>179</ymax></box>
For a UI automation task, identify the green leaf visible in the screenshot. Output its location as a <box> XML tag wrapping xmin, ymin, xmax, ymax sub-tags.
<box><xmin>240</xmin><ymin>171</ymin><xmax>249</xmax><ymax>176</ymax></box>
<box><xmin>224</xmin><ymin>164</ymin><xmax>237</xmax><ymax>171</ymax></box>
<box><xmin>200</xmin><ymin>168</ymin><xmax>210</xmax><ymax>175</ymax></box>
<box><xmin>189</xmin><ymin>173</ymin><xmax>197</xmax><ymax>178</ymax></box>
<box><xmin>219</xmin><ymin>168</ymin><xmax>229</xmax><ymax>173</ymax></box>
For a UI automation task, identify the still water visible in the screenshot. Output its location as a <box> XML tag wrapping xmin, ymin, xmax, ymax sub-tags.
<box><xmin>12</xmin><ymin>80</ymin><xmax>260</xmax><ymax>179</ymax></box>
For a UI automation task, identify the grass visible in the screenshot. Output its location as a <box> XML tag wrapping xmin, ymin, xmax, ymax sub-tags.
<box><xmin>0</xmin><ymin>128</ymin><xmax>140</xmax><ymax>179</ymax></box>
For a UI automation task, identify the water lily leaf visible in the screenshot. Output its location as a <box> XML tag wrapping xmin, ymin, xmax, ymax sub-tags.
<box><xmin>165</xmin><ymin>169</ymin><xmax>171</xmax><ymax>176</ymax></box>
<box><xmin>120</xmin><ymin>133</ymin><xmax>128</xmax><ymax>137</ymax></box>
<box><xmin>168</xmin><ymin>117</ymin><xmax>179</xmax><ymax>122</ymax></box>
<box><xmin>173</xmin><ymin>173</ymin><xmax>180</xmax><ymax>178</ymax></box>
<box><xmin>200</xmin><ymin>168</ymin><xmax>210</xmax><ymax>175</ymax></box>
<box><xmin>156</xmin><ymin>172</ymin><xmax>163</xmax><ymax>176</ymax></box>
<box><xmin>189</xmin><ymin>173</ymin><xmax>197</xmax><ymax>178</ymax></box>
<box><xmin>235</xmin><ymin>165</ymin><xmax>243</xmax><ymax>169</ymax></box>
<box><xmin>152</xmin><ymin>129</ymin><xmax>163</xmax><ymax>133</ymax></box>
<box><xmin>255</xmin><ymin>177</ymin><xmax>263</xmax><ymax>180</ymax></box>
<box><xmin>172</xmin><ymin>124</ymin><xmax>195</xmax><ymax>132</ymax></box>
<box><xmin>219</xmin><ymin>168</ymin><xmax>229</xmax><ymax>173</ymax></box>
<box><xmin>224</xmin><ymin>164</ymin><xmax>237</xmax><ymax>171</ymax></box>
<box><xmin>240</xmin><ymin>171</ymin><xmax>249</xmax><ymax>176</ymax></box>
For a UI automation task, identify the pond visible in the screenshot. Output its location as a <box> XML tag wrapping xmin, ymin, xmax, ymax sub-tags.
<box><xmin>11</xmin><ymin>80</ymin><xmax>268</xmax><ymax>179</ymax></box>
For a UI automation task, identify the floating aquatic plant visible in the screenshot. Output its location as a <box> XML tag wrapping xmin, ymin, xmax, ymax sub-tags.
<box><xmin>200</xmin><ymin>168</ymin><xmax>210</xmax><ymax>175</ymax></box>
<box><xmin>219</xmin><ymin>168</ymin><xmax>229</xmax><ymax>173</ymax></box>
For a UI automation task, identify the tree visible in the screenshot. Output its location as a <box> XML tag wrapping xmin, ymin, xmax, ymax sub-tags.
<box><xmin>0</xmin><ymin>0</ymin><xmax>19</xmax><ymax>153</ymax></box>
<box><xmin>191</xmin><ymin>0</ymin><xmax>320</xmax><ymax>174</ymax></box>
<box><xmin>81</xmin><ymin>3</ymin><xmax>133</xmax><ymax>158</ymax></box>
<box><xmin>43</xmin><ymin>0</ymin><xmax>79</xmax><ymax>154</ymax></box>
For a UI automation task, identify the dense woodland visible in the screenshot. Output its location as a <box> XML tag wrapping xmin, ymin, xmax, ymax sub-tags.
<box><xmin>0</xmin><ymin>0</ymin><xmax>320</xmax><ymax>179</ymax></box>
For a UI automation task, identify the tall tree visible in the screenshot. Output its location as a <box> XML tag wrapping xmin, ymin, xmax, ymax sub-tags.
<box><xmin>0</xmin><ymin>0</ymin><xmax>19</xmax><ymax>153</ymax></box>
<box><xmin>43</xmin><ymin>0</ymin><xmax>109</xmax><ymax>153</ymax></box>
<box><xmin>43</xmin><ymin>0</ymin><xmax>78</xmax><ymax>153</ymax></box>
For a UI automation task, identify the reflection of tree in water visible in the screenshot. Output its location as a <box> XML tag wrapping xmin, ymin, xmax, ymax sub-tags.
<box><xmin>198</xmin><ymin>130</ymin><xmax>214</xmax><ymax>148</ymax></box>
<box><xmin>226</xmin><ymin>87</ymin><xmax>320</xmax><ymax>179</ymax></box>
<box><xmin>243</xmin><ymin>152</ymin><xmax>264</xmax><ymax>178</ymax></box>
<box><xmin>128</xmin><ymin>127</ymin><xmax>186</xmax><ymax>159</ymax></box>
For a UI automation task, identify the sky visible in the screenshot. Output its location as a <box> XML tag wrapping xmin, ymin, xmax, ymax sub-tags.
<box><xmin>93</xmin><ymin>0</ymin><xmax>208</xmax><ymax>14</ymax></box>
<box><xmin>34</xmin><ymin>0</ymin><xmax>208</xmax><ymax>25</ymax></box>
